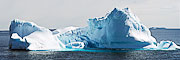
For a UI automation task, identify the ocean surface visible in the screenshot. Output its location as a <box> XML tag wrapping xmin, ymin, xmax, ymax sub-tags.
<box><xmin>0</xmin><ymin>29</ymin><xmax>180</xmax><ymax>60</ymax></box>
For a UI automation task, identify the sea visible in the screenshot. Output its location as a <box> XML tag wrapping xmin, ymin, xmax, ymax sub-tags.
<box><xmin>0</xmin><ymin>29</ymin><xmax>180</xmax><ymax>60</ymax></box>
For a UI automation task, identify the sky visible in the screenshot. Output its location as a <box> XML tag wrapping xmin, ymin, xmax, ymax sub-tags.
<box><xmin>0</xmin><ymin>0</ymin><xmax>179</xmax><ymax>30</ymax></box>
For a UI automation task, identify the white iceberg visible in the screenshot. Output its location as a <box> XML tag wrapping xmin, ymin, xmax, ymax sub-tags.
<box><xmin>9</xmin><ymin>20</ymin><xmax>63</xmax><ymax>50</ymax></box>
<box><xmin>9</xmin><ymin>8</ymin><xmax>180</xmax><ymax>50</ymax></box>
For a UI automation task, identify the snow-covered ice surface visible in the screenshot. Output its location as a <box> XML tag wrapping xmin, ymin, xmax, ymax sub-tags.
<box><xmin>9</xmin><ymin>20</ymin><xmax>62</xmax><ymax>50</ymax></box>
<box><xmin>9</xmin><ymin>8</ymin><xmax>180</xmax><ymax>51</ymax></box>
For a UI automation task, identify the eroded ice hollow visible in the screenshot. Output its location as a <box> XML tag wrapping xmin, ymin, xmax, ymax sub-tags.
<box><xmin>9</xmin><ymin>8</ymin><xmax>180</xmax><ymax>50</ymax></box>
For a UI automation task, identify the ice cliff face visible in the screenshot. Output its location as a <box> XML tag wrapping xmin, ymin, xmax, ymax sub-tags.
<box><xmin>9</xmin><ymin>8</ymin><xmax>179</xmax><ymax>50</ymax></box>
<box><xmin>86</xmin><ymin>8</ymin><xmax>157</xmax><ymax>48</ymax></box>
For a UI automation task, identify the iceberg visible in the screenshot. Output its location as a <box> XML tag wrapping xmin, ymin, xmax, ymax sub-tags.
<box><xmin>9</xmin><ymin>8</ymin><xmax>180</xmax><ymax>50</ymax></box>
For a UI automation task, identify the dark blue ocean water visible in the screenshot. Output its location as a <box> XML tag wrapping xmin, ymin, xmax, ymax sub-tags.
<box><xmin>0</xmin><ymin>29</ymin><xmax>180</xmax><ymax>60</ymax></box>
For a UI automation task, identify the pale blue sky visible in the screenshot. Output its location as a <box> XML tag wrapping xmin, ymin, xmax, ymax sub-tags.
<box><xmin>0</xmin><ymin>0</ymin><xmax>179</xmax><ymax>30</ymax></box>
